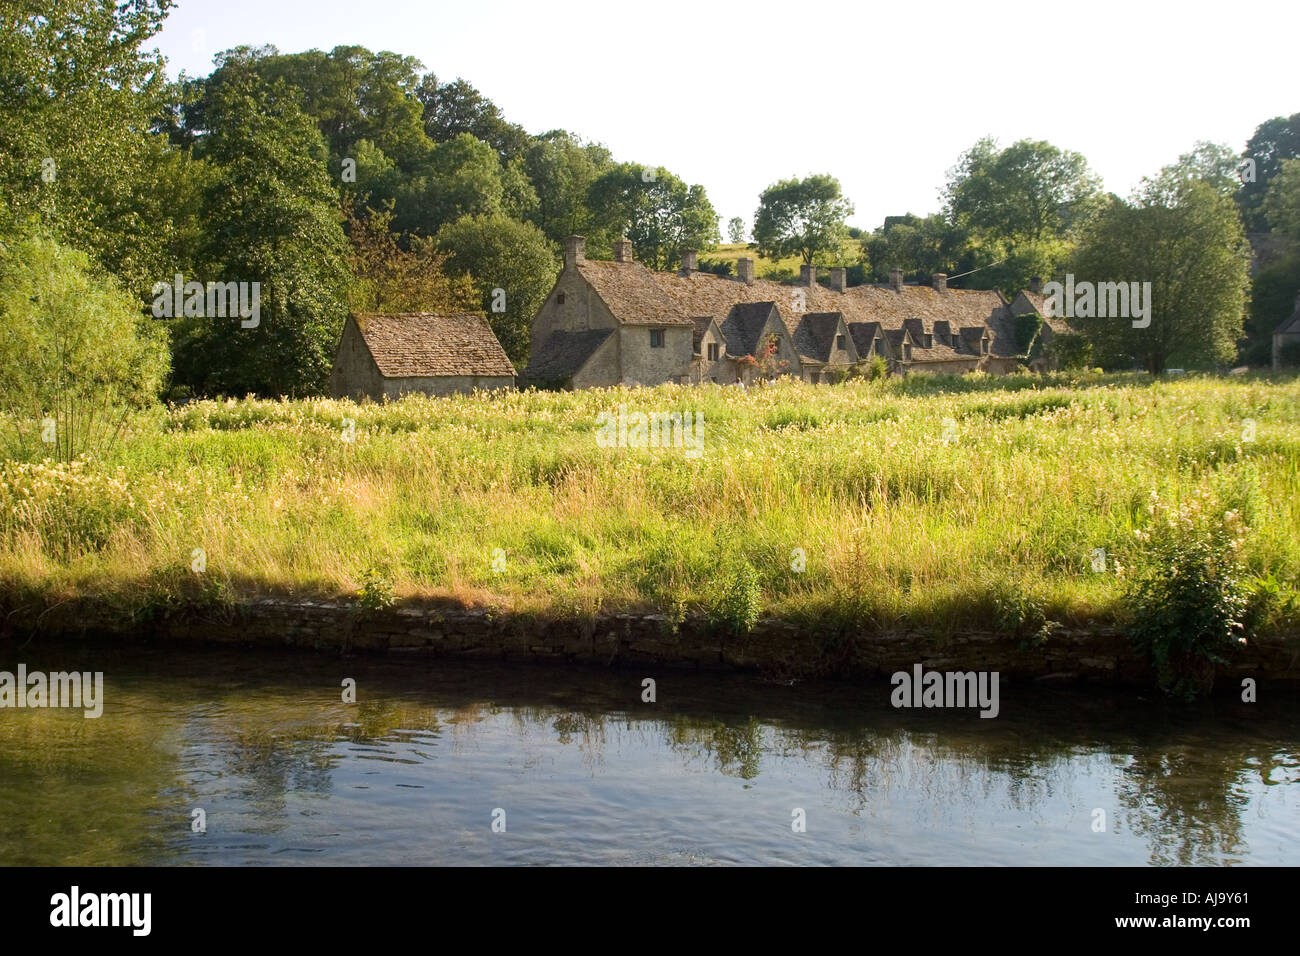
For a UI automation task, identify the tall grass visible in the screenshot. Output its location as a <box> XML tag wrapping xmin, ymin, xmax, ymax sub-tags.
<box><xmin>0</xmin><ymin>371</ymin><xmax>1297</xmax><ymax>636</ymax></box>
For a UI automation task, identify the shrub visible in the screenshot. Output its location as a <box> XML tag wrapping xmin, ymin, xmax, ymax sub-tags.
<box><xmin>865</xmin><ymin>355</ymin><xmax>889</xmax><ymax>380</ymax></box>
<box><xmin>1125</xmin><ymin>489</ymin><xmax>1253</xmax><ymax>700</ymax></box>
<box><xmin>709</xmin><ymin>558</ymin><xmax>761</xmax><ymax>635</ymax></box>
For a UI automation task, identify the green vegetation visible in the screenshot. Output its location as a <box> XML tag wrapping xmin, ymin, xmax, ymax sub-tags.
<box><xmin>1</xmin><ymin>374</ymin><xmax>1296</xmax><ymax>668</ymax></box>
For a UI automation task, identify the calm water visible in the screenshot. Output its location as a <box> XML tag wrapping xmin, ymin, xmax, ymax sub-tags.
<box><xmin>0</xmin><ymin>643</ymin><xmax>1297</xmax><ymax>866</ymax></box>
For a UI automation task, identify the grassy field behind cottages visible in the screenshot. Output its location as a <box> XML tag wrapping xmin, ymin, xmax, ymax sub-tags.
<box><xmin>1</xmin><ymin>371</ymin><xmax>1298</xmax><ymax>639</ymax></box>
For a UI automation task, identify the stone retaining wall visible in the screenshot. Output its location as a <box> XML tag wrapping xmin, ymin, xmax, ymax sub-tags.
<box><xmin>9</xmin><ymin>597</ymin><xmax>1300</xmax><ymax>685</ymax></box>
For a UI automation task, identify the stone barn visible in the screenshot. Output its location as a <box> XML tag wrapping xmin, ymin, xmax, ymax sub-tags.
<box><xmin>329</xmin><ymin>312</ymin><xmax>516</xmax><ymax>400</ymax></box>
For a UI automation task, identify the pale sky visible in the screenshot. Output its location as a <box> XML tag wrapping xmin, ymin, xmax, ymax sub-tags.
<box><xmin>152</xmin><ymin>0</ymin><xmax>1300</xmax><ymax>233</ymax></box>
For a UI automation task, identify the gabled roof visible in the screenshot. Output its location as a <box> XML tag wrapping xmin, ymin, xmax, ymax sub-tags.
<box><xmin>720</xmin><ymin>301</ymin><xmax>781</xmax><ymax>356</ymax></box>
<box><xmin>794</xmin><ymin>312</ymin><xmax>848</xmax><ymax>363</ymax></box>
<box><xmin>352</xmin><ymin>313</ymin><xmax>515</xmax><ymax>378</ymax></box>
<box><xmin>576</xmin><ymin>260</ymin><xmax>694</xmax><ymax>326</ymax></box>
<box><xmin>690</xmin><ymin>316</ymin><xmax>720</xmax><ymax>349</ymax></box>
<box><xmin>1276</xmin><ymin>300</ymin><xmax>1300</xmax><ymax>336</ymax></box>
<box><xmin>1016</xmin><ymin>290</ymin><xmax>1073</xmax><ymax>335</ymax></box>
<box><xmin>523</xmin><ymin>327</ymin><xmax>615</xmax><ymax>384</ymax></box>
<box><xmin>848</xmin><ymin>321</ymin><xmax>883</xmax><ymax>355</ymax></box>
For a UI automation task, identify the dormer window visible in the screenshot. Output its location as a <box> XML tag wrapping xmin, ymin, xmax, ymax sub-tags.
<box><xmin>875</xmin><ymin>339</ymin><xmax>884</xmax><ymax>356</ymax></box>
<box><xmin>707</xmin><ymin>342</ymin><xmax>719</xmax><ymax>361</ymax></box>
<box><xmin>557</xmin><ymin>292</ymin><xmax>566</xmax><ymax>305</ymax></box>
<box><xmin>924</xmin><ymin>334</ymin><xmax>933</xmax><ymax>348</ymax></box>
<box><xmin>904</xmin><ymin>344</ymin><xmax>913</xmax><ymax>361</ymax></box>
<box><xmin>981</xmin><ymin>338</ymin><xmax>989</xmax><ymax>355</ymax></box>
<box><xmin>836</xmin><ymin>335</ymin><xmax>845</xmax><ymax>351</ymax></box>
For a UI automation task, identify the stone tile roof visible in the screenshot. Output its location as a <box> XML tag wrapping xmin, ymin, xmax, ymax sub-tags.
<box><xmin>794</xmin><ymin>313</ymin><xmax>846</xmax><ymax>363</ymax></box>
<box><xmin>1018</xmin><ymin>290</ymin><xmax>1073</xmax><ymax>335</ymax></box>
<box><xmin>848</xmin><ymin>320</ymin><xmax>884</xmax><ymax>356</ymax></box>
<box><xmin>576</xmin><ymin>260</ymin><xmax>694</xmax><ymax>326</ymax></box>
<box><xmin>1275</xmin><ymin>299</ymin><xmax>1300</xmax><ymax>335</ymax></box>
<box><xmin>522</xmin><ymin>327</ymin><xmax>615</xmax><ymax>384</ymax></box>
<box><xmin>720</xmin><ymin>302</ymin><xmax>780</xmax><ymax>356</ymax></box>
<box><xmin>353</xmin><ymin>312</ymin><xmax>515</xmax><ymax>378</ymax></box>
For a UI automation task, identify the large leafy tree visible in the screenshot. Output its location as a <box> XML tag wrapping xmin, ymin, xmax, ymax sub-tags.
<box><xmin>522</xmin><ymin>130</ymin><xmax>614</xmax><ymax>243</ymax></box>
<box><xmin>862</xmin><ymin>213</ymin><xmax>966</xmax><ymax>281</ymax></box>
<box><xmin>394</xmin><ymin>133</ymin><xmax>536</xmax><ymax>237</ymax></box>
<box><xmin>416</xmin><ymin>75</ymin><xmax>531</xmax><ymax>163</ymax></box>
<box><xmin>172</xmin><ymin>69</ymin><xmax>350</xmax><ymax>397</ymax></box>
<box><xmin>752</xmin><ymin>174</ymin><xmax>854</xmax><ymax>265</ymax></box>
<box><xmin>0</xmin><ymin>0</ymin><xmax>198</xmax><ymax>295</ymax></box>
<box><xmin>944</xmin><ymin>138</ymin><xmax>1101</xmax><ymax>242</ymax></box>
<box><xmin>587</xmin><ymin>163</ymin><xmax>718</xmax><ymax>269</ymax></box>
<box><xmin>1070</xmin><ymin>172</ymin><xmax>1249</xmax><ymax>374</ymax></box>
<box><xmin>435</xmin><ymin>214</ymin><xmax>557</xmax><ymax>366</ymax></box>
<box><xmin>1263</xmin><ymin>158</ymin><xmax>1300</xmax><ymax>243</ymax></box>
<box><xmin>1239</xmin><ymin>112</ymin><xmax>1300</xmax><ymax>232</ymax></box>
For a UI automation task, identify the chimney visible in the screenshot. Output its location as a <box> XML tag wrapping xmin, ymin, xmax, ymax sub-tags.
<box><xmin>932</xmin><ymin>273</ymin><xmax>947</xmax><ymax>293</ymax></box>
<box><xmin>1029</xmin><ymin>276</ymin><xmax>1042</xmax><ymax>294</ymax></box>
<box><xmin>800</xmin><ymin>264</ymin><xmax>816</xmax><ymax>286</ymax></box>
<box><xmin>681</xmin><ymin>250</ymin><xmax>698</xmax><ymax>273</ymax></box>
<box><xmin>564</xmin><ymin>235</ymin><xmax>585</xmax><ymax>268</ymax></box>
<box><xmin>829</xmin><ymin>267</ymin><xmax>846</xmax><ymax>293</ymax></box>
<box><xmin>737</xmin><ymin>257</ymin><xmax>754</xmax><ymax>285</ymax></box>
<box><xmin>614</xmin><ymin>237</ymin><xmax>634</xmax><ymax>263</ymax></box>
<box><xmin>889</xmin><ymin>268</ymin><xmax>903</xmax><ymax>292</ymax></box>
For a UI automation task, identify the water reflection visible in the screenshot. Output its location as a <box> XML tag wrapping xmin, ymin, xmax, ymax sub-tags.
<box><xmin>0</xmin><ymin>644</ymin><xmax>1296</xmax><ymax>865</ymax></box>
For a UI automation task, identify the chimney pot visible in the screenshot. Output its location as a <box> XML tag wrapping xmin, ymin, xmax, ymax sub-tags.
<box><xmin>829</xmin><ymin>267</ymin><xmax>846</xmax><ymax>293</ymax></box>
<box><xmin>564</xmin><ymin>235</ymin><xmax>585</xmax><ymax>267</ymax></box>
<box><xmin>889</xmin><ymin>268</ymin><xmax>903</xmax><ymax>292</ymax></box>
<box><xmin>737</xmin><ymin>257</ymin><xmax>755</xmax><ymax>285</ymax></box>
<box><xmin>800</xmin><ymin>264</ymin><xmax>816</xmax><ymax>286</ymax></box>
<box><xmin>614</xmin><ymin>237</ymin><xmax>634</xmax><ymax>263</ymax></box>
<box><xmin>932</xmin><ymin>273</ymin><xmax>947</xmax><ymax>292</ymax></box>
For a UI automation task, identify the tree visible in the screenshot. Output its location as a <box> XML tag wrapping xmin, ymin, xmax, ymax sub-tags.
<box><xmin>171</xmin><ymin>70</ymin><xmax>350</xmax><ymax>397</ymax></box>
<box><xmin>1070</xmin><ymin>175</ymin><xmax>1248</xmax><ymax>375</ymax></box>
<box><xmin>344</xmin><ymin>201</ymin><xmax>477</xmax><ymax>315</ymax></box>
<box><xmin>416</xmin><ymin>75</ymin><xmax>530</xmax><ymax>163</ymax></box>
<box><xmin>522</xmin><ymin>130</ymin><xmax>613</xmax><ymax>243</ymax></box>
<box><xmin>944</xmin><ymin>138</ymin><xmax>1101</xmax><ymax>242</ymax></box>
<box><xmin>435</xmin><ymin>214</ymin><xmax>557</xmax><ymax>366</ymax></box>
<box><xmin>1239</xmin><ymin>112</ymin><xmax>1300</xmax><ymax>232</ymax></box>
<box><xmin>752</xmin><ymin>174</ymin><xmax>854</xmax><ymax>264</ymax></box>
<box><xmin>587</xmin><ymin>163</ymin><xmax>718</xmax><ymax>269</ymax></box>
<box><xmin>394</xmin><ymin>133</ymin><xmax>532</xmax><ymax>237</ymax></box>
<box><xmin>862</xmin><ymin>213</ymin><xmax>965</xmax><ymax>281</ymax></box>
<box><xmin>1262</xmin><ymin>158</ymin><xmax>1300</xmax><ymax>243</ymax></box>
<box><xmin>0</xmin><ymin>231</ymin><xmax>168</xmax><ymax>462</ymax></box>
<box><xmin>727</xmin><ymin>217</ymin><xmax>746</xmax><ymax>244</ymax></box>
<box><xmin>0</xmin><ymin>0</ymin><xmax>195</xmax><ymax>295</ymax></box>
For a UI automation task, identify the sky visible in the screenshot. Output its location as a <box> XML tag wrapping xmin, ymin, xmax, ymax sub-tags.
<box><xmin>151</xmin><ymin>0</ymin><xmax>1300</xmax><ymax>234</ymax></box>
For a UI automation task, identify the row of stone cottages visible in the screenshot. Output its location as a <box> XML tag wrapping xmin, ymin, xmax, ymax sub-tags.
<box><xmin>330</xmin><ymin>235</ymin><xmax>1075</xmax><ymax>399</ymax></box>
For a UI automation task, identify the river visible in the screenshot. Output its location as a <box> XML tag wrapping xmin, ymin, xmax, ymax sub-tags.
<box><xmin>1</xmin><ymin>644</ymin><xmax>1296</xmax><ymax>865</ymax></box>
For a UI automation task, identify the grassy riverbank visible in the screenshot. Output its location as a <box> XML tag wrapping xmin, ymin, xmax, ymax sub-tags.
<box><xmin>1</xmin><ymin>371</ymin><xmax>1299</xmax><ymax>641</ymax></box>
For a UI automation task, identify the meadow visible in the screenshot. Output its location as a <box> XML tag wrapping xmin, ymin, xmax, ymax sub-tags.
<box><xmin>1</xmin><ymin>371</ymin><xmax>1298</xmax><ymax>641</ymax></box>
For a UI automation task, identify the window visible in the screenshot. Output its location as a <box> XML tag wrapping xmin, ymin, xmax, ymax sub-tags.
<box><xmin>904</xmin><ymin>344</ymin><xmax>913</xmax><ymax>361</ymax></box>
<box><xmin>707</xmin><ymin>342</ymin><xmax>720</xmax><ymax>361</ymax></box>
<box><xmin>836</xmin><ymin>335</ymin><xmax>845</xmax><ymax>351</ymax></box>
<box><xmin>875</xmin><ymin>339</ymin><xmax>884</xmax><ymax>356</ymax></box>
<box><xmin>557</xmin><ymin>292</ymin><xmax>566</xmax><ymax>305</ymax></box>
<box><xmin>924</xmin><ymin>334</ymin><xmax>933</xmax><ymax>348</ymax></box>
<box><xmin>981</xmin><ymin>339</ymin><xmax>989</xmax><ymax>355</ymax></box>
<box><xmin>650</xmin><ymin>329</ymin><xmax>665</xmax><ymax>348</ymax></box>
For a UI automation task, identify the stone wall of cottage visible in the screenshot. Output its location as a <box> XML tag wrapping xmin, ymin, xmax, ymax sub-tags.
<box><xmin>381</xmin><ymin>375</ymin><xmax>515</xmax><ymax>398</ymax></box>
<box><xmin>329</xmin><ymin>318</ymin><xmax>385</xmax><ymax>400</ymax></box>
<box><xmin>693</xmin><ymin>327</ymin><xmax>733</xmax><ymax>384</ymax></box>
<box><xmin>617</xmin><ymin>325</ymin><xmax>693</xmax><ymax>386</ymax></box>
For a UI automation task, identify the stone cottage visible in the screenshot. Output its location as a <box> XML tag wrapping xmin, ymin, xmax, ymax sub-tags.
<box><xmin>522</xmin><ymin>236</ymin><xmax>1045</xmax><ymax>388</ymax></box>
<box><xmin>1274</xmin><ymin>292</ymin><xmax>1300</xmax><ymax>369</ymax></box>
<box><xmin>330</xmin><ymin>312</ymin><xmax>516</xmax><ymax>400</ymax></box>
<box><xmin>1007</xmin><ymin>278</ymin><xmax>1078</xmax><ymax>373</ymax></box>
